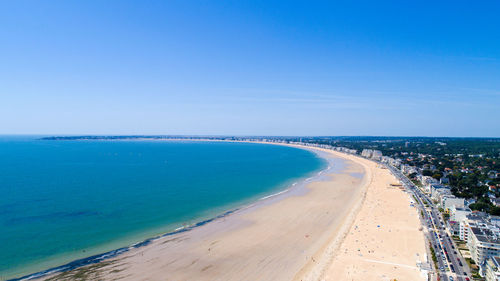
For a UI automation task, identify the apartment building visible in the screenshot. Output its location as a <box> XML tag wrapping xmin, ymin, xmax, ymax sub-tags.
<box><xmin>485</xmin><ymin>256</ymin><xmax>500</xmax><ymax>281</ymax></box>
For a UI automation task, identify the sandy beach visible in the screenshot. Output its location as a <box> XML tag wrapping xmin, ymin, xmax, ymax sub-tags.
<box><xmin>302</xmin><ymin>150</ymin><xmax>428</xmax><ymax>281</ymax></box>
<box><xmin>40</xmin><ymin>144</ymin><xmax>426</xmax><ymax>281</ymax></box>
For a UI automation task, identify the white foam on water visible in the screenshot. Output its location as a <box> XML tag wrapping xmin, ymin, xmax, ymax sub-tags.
<box><xmin>259</xmin><ymin>188</ymin><xmax>290</xmax><ymax>200</ymax></box>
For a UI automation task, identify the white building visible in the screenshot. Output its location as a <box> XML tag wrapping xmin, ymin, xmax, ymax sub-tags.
<box><xmin>450</xmin><ymin>206</ymin><xmax>471</xmax><ymax>223</ymax></box>
<box><xmin>459</xmin><ymin>212</ymin><xmax>489</xmax><ymax>241</ymax></box>
<box><xmin>485</xmin><ymin>256</ymin><xmax>500</xmax><ymax>281</ymax></box>
<box><xmin>422</xmin><ymin>176</ymin><xmax>437</xmax><ymax>187</ymax></box>
<box><xmin>460</xmin><ymin>212</ymin><xmax>500</xmax><ymax>270</ymax></box>
<box><xmin>422</xmin><ymin>176</ymin><xmax>439</xmax><ymax>193</ymax></box>
<box><xmin>431</xmin><ymin>184</ymin><xmax>451</xmax><ymax>200</ymax></box>
<box><xmin>401</xmin><ymin>164</ymin><xmax>418</xmax><ymax>176</ymax></box>
<box><xmin>468</xmin><ymin>226</ymin><xmax>500</xmax><ymax>265</ymax></box>
<box><xmin>371</xmin><ymin>150</ymin><xmax>383</xmax><ymax>161</ymax></box>
<box><xmin>380</xmin><ymin>156</ymin><xmax>401</xmax><ymax>167</ymax></box>
<box><xmin>442</xmin><ymin>195</ymin><xmax>465</xmax><ymax>211</ymax></box>
<box><xmin>361</xmin><ymin>149</ymin><xmax>373</xmax><ymax>158</ymax></box>
<box><xmin>335</xmin><ymin>147</ymin><xmax>357</xmax><ymax>154</ymax></box>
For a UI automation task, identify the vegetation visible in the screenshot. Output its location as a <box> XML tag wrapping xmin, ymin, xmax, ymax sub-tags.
<box><xmin>429</xmin><ymin>242</ymin><xmax>438</xmax><ymax>270</ymax></box>
<box><xmin>296</xmin><ymin>136</ymin><xmax>500</xmax><ymax>215</ymax></box>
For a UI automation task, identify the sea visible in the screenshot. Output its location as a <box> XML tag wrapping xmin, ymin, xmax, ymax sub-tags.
<box><xmin>0</xmin><ymin>137</ymin><xmax>326</xmax><ymax>280</ymax></box>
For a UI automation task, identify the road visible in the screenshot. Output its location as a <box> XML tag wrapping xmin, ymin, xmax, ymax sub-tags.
<box><xmin>386</xmin><ymin>164</ymin><xmax>471</xmax><ymax>281</ymax></box>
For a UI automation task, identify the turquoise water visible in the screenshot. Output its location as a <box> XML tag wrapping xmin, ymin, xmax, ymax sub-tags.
<box><xmin>0</xmin><ymin>137</ymin><xmax>325</xmax><ymax>279</ymax></box>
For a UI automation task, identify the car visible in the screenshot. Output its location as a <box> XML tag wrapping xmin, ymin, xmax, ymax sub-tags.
<box><xmin>449</xmin><ymin>276</ymin><xmax>454</xmax><ymax>281</ymax></box>
<box><xmin>465</xmin><ymin>277</ymin><xmax>470</xmax><ymax>281</ymax></box>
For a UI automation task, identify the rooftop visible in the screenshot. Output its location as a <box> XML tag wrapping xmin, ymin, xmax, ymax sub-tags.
<box><xmin>470</xmin><ymin>227</ymin><xmax>500</xmax><ymax>244</ymax></box>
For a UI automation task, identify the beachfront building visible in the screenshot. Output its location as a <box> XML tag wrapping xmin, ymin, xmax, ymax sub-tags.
<box><xmin>460</xmin><ymin>218</ymin><xmax>471</xmax><ymax>241</ymax></box>
<box><xmin>380</xmin><ymin>156</ymin><xmax>390</xmax><ymax>162</ymax></box>
<box><xmin>424</xmin><ymin>177</ymin><xmax>440</xmax><ymax>193</ymax></box>
<box><xmin>459</xmin><ymin>212</ymin><xmax>490</xmax><ymax>241</ymax></box>
<box><xmin>448</xmin><ymin>220</ymin><xmax>460</xmax><ymax>236</ymax></box>
<box><xmin>361</xmin><ymin>149</ymin><xmax>373</xmax><ymax>158</ymax></box>
<box><xmin>441</xmin><ymin>195</ymin><xmax>465</xmax><ymax>211</ymax></box>
<box><xmin>371</xmin><ymin>150</ymin><xmax>382</xmax><ymax>160</ymax></box>
<box><xmin>400</xmin><ymin>164</ymin><xmax>409</xmax><ymax>174</ymax></box>
<box><xmin>401</xmin><ymin>164</ymin><xmax>418</xmax><ymax>176</ymax></box>
<box><xmin>450</xmin><ymin>206</ymin><xmax>471</xmax><ymax>223</ymax></box>
<box><xmin>459</xmin><ymin>212</ymin><xmax>500</xmax><ymax>270</ymax></box>
<box><xmin>468</xmin><ymin>226</ymin><xmax>500</xmax><ymax>265</ymax></box>
<box><xmin>422</xmin><ymin>176</ymin><xmax>438</xmax><ymax>187</ymax></box>
<box><xmin>431</xmin><ymin>185</ymin><xmax>451</xmax><ymax>201</ymax></box>
<box><xmin>345</xmin><ymin>148</ymin><xmax>357</xmax><ymax>154</ymax></box>
<box><xmin>390</xmin><ymin>158</ymin><xmax>401</xmax><ymax>167</ymax></box>
<box><xmin>333</xmin><ymin>147</ymin><xmax>357</xmax><ymax>154</ymax></box>
<box><xmin>360</xmin><ymin>149</ymin><xmax>382</xmax><ymax>160</ymax></box>
<box><xmin>380</xmin><ymin>156</ymin><xmax>401</xmax><ymax>167</ymax></box>
<box><xmin>485</xmin><ymin>256</ymin><xmax>500</xmax><ymax>281</ymax></box>
<box><xmin>423</xmin><ymin>179</ymin><xmax>439</xmax><ymax>193</ymax></box>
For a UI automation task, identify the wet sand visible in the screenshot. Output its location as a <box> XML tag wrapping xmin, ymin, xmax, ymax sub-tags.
<box><xmin>40</xmin><ymin>144</ymin><xmax>426</xmax><ymax>281</ymax></box>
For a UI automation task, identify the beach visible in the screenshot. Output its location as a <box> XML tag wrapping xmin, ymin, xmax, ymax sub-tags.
<box><xmin>302</xmin><ymin>149</ymin><xmax>428</xmax><ymax>281</ymax></box>
<box><xmin>39</xmin><ymin>144</ymin><xmax>426</xmax><ymax>281</ymax></box>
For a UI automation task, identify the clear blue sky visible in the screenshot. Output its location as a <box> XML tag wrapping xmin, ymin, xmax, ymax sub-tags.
<box><xmin>1</xmin><ymin>1</ymin><xmax>499</xmax><ymax>137</ymax></box>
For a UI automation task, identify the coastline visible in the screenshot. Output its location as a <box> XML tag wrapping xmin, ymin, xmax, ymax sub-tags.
<box><xmin>299</xmin><ymin>149</ymin><xmax>428</xmax><ymax>280</ymax></box>
<box><xmin>12</xmin><ymin>141</ymin><xmax>427</xmax><ymax>281</ymax></box>
<box><xmin>34</xmin><ymin>143</ymin><xmax>370</xmax><ymax>281</ymax></box>
<box><xmin>7</xmin><ymin>142</ymin><xmax>329</xmax><ymax>281</ymax></box>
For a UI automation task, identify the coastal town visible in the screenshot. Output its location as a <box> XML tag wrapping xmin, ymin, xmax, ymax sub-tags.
<box><xmin>39</xmin><ymin>135</ymin><xmax>500</xmax><ymax>281</ymax></box>
<box><xmin>288</xmin><ymin>137</ymin><xmax>500</xmax><ymax>281</ymax></box>
<box><xmin>169</xmin><ymin>135</ymin><xmax>500</xmax><ymax>281</ymax></box>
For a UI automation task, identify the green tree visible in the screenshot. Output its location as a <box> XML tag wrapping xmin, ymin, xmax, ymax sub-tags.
<box><xmin>490</xmin><ymin>206</ymin><xmax>500</xmax><ymax>216</ymax></box>
<box><xmin>432</xmin><ymin>173</ymin><xmax>443</xmax><ymax>180</ymax></box>
<box><xmin>469</xmin><ymin>202</ymin><xmax>491</xmax><ymax>212</ymax></box>
<box><xmin>423</xmin><ymin>169</ymin><xmax>433</xmax><ymax>176</ymax></box>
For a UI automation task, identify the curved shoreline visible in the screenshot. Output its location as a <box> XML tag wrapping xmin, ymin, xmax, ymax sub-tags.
<box><xmin>32</xmin><ymin>143</ymin><xmax>368</xmax><ymax>281</ymax></box>
<box><xmin>7</xmin><ymin>142</ymin><xmax>332</xmax><ymax>281</ymax></box>
<box><xmin>9</xmin><ymin>208</ymin><xmax>241</xmax><ymax>281</ymax></box>
<box><xmin>294</xmin><ymin>148</ymin><xmax>373</xmax><ymax>280</ymax></box>
<box><xmin>310</xmin><ymin>148</ymin><xmax>427</xmax><ymax>280</ymax></box>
